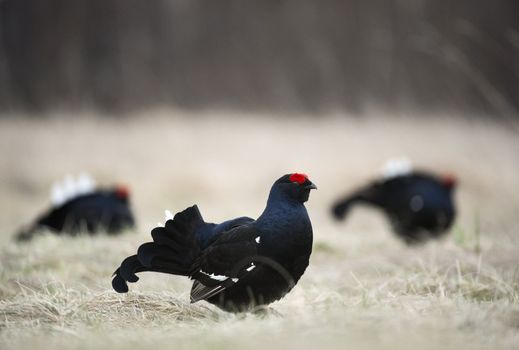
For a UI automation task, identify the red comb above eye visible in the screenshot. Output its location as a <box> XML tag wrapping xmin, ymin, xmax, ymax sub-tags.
<box><xmin>115</xmin><ymin>185</ymin><xmax>130</xmax><ymax>199</ymax></box>
<box><xmin>442</xmin><ymin>174</ymin><xmax>457</xmax><ymax>188</ymax></box>
<box><xmin>289</xmin><ymin>173</ymin><xmax>308</xmax><ymax>185</ymax></box>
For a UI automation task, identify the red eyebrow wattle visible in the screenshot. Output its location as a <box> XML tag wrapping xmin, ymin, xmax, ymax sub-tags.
<box><xmin>289</xmin><ymin>173</ymin><xmax>308</xmax><ymax>184</ymax></box>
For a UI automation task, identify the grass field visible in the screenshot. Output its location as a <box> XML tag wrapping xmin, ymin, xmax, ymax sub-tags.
<box><xmin>1</xmin><ymin>111</ymin><xmax>519</xmax><ymax>349</ymax></box>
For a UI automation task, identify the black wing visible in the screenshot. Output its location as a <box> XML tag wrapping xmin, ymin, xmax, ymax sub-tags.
<box><xmin>189</xmin><ymin>224</ymin><xmax>260</xmax><ymax>303</ymax></box>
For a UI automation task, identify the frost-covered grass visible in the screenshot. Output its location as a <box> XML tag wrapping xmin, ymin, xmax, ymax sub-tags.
<box><xmin>1</xmin><ymin>112</ymin><xmax>518</xmax><ymax>349</ymax></box>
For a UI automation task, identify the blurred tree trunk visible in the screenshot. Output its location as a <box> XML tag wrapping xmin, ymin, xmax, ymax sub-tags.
<box><xmin>0</xmin><ymin>0</ymin><xmax>517</xmax><ymax>116</ymax></box>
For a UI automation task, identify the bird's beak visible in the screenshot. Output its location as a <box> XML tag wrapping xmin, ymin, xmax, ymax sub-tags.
<box><xmin>304</xmin><ymin>182</ymin><xmax>317</xmax><ymax>190</ymax></box>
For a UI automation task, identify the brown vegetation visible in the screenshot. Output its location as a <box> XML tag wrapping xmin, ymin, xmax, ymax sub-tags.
<box><xmin>0</xmin><ymin>112</ymin><xmax>518</xmax><ymax>349</ymax></box>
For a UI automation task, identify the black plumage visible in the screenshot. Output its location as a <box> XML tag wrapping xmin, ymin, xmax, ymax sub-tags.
<box><xmin>17</xmin><ymin>185</ymin><xmax>135</xmax><ymax>241</ymax></box>
<box><xmin>112</xmin><ymin>173</ymin><xmax>316</xmax><ymax>312</ymax></box>
<box><xmin>332</xmin><ymin>171</ymin><xmax>456</xmax><ymax>244</ymax></box>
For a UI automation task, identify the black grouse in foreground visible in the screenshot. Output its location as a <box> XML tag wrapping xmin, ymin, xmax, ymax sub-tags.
<box><xmin>332</xmin><ymin>161</ymin><xmax>456</xmax><ymax>244</ymax></box>
<box><xmin>17</xmin><ymin>174</ymin><xmax>135</xmax><ymax>241</ymax></box>
<box><xmin>112</xmin><ymin>173</ymin><xmax>316</xmax><ymax>312</ymax></box>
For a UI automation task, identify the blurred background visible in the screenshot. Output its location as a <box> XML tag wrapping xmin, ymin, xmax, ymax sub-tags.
<box><xmin>1</xmin><ymin>2</ymin><xmax>519</xmax><ymax>349</ymax></box>
<box><xmin>0</xmin><ymin>0</ymin><xmax>518</xmax><ymax>116</ymax></box>
<box><xmin>1</xmin><ymin>0</ymin><xmax>519</xmax><ymax>242</ymax></box>
<box><xmin>0</xmin><ymin>0</ymin><xmax>518</xmax><ymax>242</ymax></box>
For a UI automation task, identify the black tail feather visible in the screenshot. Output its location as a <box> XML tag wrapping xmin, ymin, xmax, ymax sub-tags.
<box><xmin>112</xmin><ymin>255</ymin><xmax>188</xmax><ymax>293</ymax></box>
<box><xmin>137</xmin><ymin>243</ymin><xmax>175</xmax><ymax>267</ymax></box>
<box><xmin>119</xmin><ymin>255</ymin><xmax>143</xmax><ymax>282</ymax></box>
<box><xmin>112</xmin><ymin>205</ymin><xmax>204</xmax><ymax>293</ymax></box>
<box><xmin>112</xmin><ymin>269</ymin><xmax>130</xmax><ymax>293</ymax></box>
<box><xmin>112</xmin><ymin>255</ymin><xmax>144</xmax><ymax>293</ymax></box>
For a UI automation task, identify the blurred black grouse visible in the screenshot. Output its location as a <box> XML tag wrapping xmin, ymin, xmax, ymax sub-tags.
<box><xmin>332</xmin><ymin>160</ymin><xmax>456</xmax><ymax>244</ymax></box>
<box><xmin>112</xmin><ymin>173</ymin><xmax>316</xmax><ymax>312</ymax></box>
<box><xmin>17</xmin><ymin>174</ymin><xmax>135</xmax><ymax>241</ymax></box>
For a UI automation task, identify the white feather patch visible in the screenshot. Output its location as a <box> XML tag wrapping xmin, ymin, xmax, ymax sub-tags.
<box><xmin>50</xmin><ymin>173</ymin><xmax>96</xmax><ymax>206</ymax></box>
<box><xmin>410</xmin><ymin>195</ymin><xmax>424</xmax><ymax>212</ymax></box>
<box><xmin>246</xmin><ymin>263</ymin><xmax>256</xmax><ymax>272</ymax></box>
<box><xmin>51</xmin><ymin>183</ymin><xmax>66</xmax><ymax>206</ymax></box>
<box><xmin>381</xmin><ymin>157</ymin><xmax>412</xmax><ymax>179</ymax></box>
<box><xmin>199</xmin><ymin>270</ymin><xmax>229</xmax><ymax>281</ymax></box>
<box><xmin>62</xmin><ymin>175</ymin><xmax>76</xmax><ymax>201</ymax></box>
<box><xmin>77</xmin><ymin>173</ymin><xmax>95</xmax><ymax>195</ymax></box>
<box><xmin>255</xmin><ymin>236</ymin><xmax>260</xmax><ymax>244</ymax></box>
<box><xmin>231</xmin><ymin>278</ymin><xmax>239</xmax><ymax>283</ymax></box>
<box><xmin>165</xmin><ymin>210</ymin><xmax>174</xmax><ymax>221</ymax></box>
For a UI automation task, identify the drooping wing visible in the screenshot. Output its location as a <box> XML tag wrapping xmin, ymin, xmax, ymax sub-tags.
<box><xmin>189</xmin><ymin>224</ymin><xmax>261</xmax><ymax>303</ymax></box>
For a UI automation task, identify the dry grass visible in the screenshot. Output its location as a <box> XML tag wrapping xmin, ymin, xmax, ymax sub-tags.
<box><xmin>1</xmin><ymin>110</ymin><xmax>519</xmax><ymax>349</ymax></box>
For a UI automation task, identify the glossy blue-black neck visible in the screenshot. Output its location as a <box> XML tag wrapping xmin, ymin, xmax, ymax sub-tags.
<box><xmin>256</xmin><ymin>183</ymin><xmax>310</xmax><ymax>231</ymax></box>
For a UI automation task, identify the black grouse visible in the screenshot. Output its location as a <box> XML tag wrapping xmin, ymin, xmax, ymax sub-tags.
<box><xmin>332</xmin><ymin>160</ymin><xmax>456</xmax><ymax>244</ymax></box>
<box><xmin>112</xmin><ymin>173</ymin><xmax>316</xmax><ymax>312</ymax></box>
<box><xmin>17</xmin><ymin>174</ymin><xmax>135</xmax><ymax>241</ymax></box>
